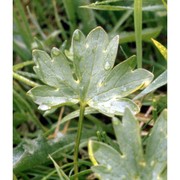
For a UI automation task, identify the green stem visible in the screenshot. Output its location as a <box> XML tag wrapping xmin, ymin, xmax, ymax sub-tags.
<box><xmin>74</xmin><ymin>102</ymin><xmax>86</xmax><ymax>179</ymax></box>
<box><xmin>13</xmin><ymin>60</ymin><xmax>34</xmax><ymax>71</ymax></box>
<box><xmin>134</xmin><ymin>0</ymin><xmax>142</xmax><ymax>68</ymax></box>
<box><xmin>13</xmin><ymin>72</ymin><xmax>39</xmax><ymax>87</ymax></box>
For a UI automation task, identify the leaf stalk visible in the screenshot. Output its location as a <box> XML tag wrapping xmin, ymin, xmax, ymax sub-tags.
<box><xmin>74</xmin><ymin>102</ymin><xmax>86</xmax><ymax>179</ymax></box>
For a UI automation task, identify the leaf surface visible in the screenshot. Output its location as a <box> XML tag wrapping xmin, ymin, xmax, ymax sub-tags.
<box><xmin>88</xmin><ymin>109</ymin><xmax>167</xmax><ymax>180</ymax></box>
<box><xmin>13</xmin><ymin>129</ymin><xmax>95</xmax><ymax>173</ymax></box>
<box><xmin>144</xmin><ymin>109</ymin><xmax>167</xmax><ymax>179</ymax></box>
<box><xmin>28</xmin><ymin>27</ymin><xmax>153</xmax><ymax>116</ymax></box>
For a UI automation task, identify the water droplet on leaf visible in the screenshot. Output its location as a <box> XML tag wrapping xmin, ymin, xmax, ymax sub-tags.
<box><xmin>104</xmin><ymin>62</ymin><xmax>111</xmax><ymax>70</ymax></box>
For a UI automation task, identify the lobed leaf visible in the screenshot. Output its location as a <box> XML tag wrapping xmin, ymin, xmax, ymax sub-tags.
<box><xmin>88</xmin><ymin>140</ymin><xmax>133</xmax><ymax>180</ymax></box>
<box><xmin>112</xmin><ymin>108</ymin><xmax>144</xmax><ymax>176</ymax></box>
<box><xmin>144</xmin><ymin>109</ymin><xmax>167</xmax><ymax>179</ymax></box>
<box><xmin>88</xmin><ymin>108</ymin><xmax>167</xmax><ymax>180</ymax></box>
<box><xmin>28</xmin><ymin>27</ymin><xmax>153</xmax><ymax>116</ymax></box>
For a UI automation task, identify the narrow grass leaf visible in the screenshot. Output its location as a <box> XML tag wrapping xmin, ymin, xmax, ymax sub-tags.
<box><xmin>74</xmin><ymin>0</ymin><xmax>97</xmax><ymax>33</ymax></box>
<box><xmin>62</xmin><ymin>0</ymin><xmax>76</xmax><ymax>33</ymax></box>
<box><xmin>151</xmin><ymin>38</ymin><xmax>167</xmax><ymax>60</ymax></box>
<box><xmin>134</xmin><ymin>0</ymin><xmax>142</xmax><ymax>68</ymax></box>
<box><xmin>49</xmin><ymin>155</ymin><xmax>70</xmax><ymax>180</ymax></box>
<box><xmin>119</xmin><ymin>27</ymin><xmax>162</xmax><ymax>44</ymax></box>
<box><xmin>60</xmin><ymin>107</ymin><xmax>98</xmax><ymax>125</ymax></box>
<box><xmin>81</xmin><ymin>4</ymin><xmax>133</xmax><ymax>11</ymax></box>
<box><xmin>14</xmin><ymin>0</ymin><xmax>32</xmax><ymax>47</ymax></box>
<box><xmin>134</xmin><ymin>70</ymin><xmax>167</xmax><ymax>100</ymax></box>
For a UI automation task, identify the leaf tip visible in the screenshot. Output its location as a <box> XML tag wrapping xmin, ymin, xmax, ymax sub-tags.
<box><xmin>51</xmin><ymin>47</ymin><xmax>60</xmax><ymax>56</ymax></box>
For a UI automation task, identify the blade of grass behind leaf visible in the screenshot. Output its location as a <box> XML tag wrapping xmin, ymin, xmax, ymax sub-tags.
<box><xmin>26</xmin><ymin>6</ymin><xmax>47</xmax><ymax>40</ymax></box>
<box><xmin>112</xmin><ymin>10</ymin><xmax>133</xmax><ymax>33</ymax></box>
<box><xmin>74</xmin><ymin>0</ymin><xmax>97</xmax><ymax>33</ymax></box>
<box><xmin>52</xmin><ymin>0</ymin><xmax>68</xmax><ymax>40</ymax></box>
<box><xmin>118</xmin><ymin>27</ymin><xmax>162</xmax><ymax>44</ymax></box>
<box><xmin>49</xmin><ymin>155</ymin><xmax>70</xmax><ymax>180</ymax></box>
<box><xmin>81</xmin><ymin>4</ymin><xmax>133</xmax><ymax>11</ymax></box>
<box><xmin>134</xmin><ymin>0</ymin><xmax>142</xmax><ymax>68</ymax></box>
<box><xmin>133</xmin><ymin>70</ymin><xmax>167</xmax><ymax>100</ymax></box>
<box><xmin>151</xmin><ymin>38</ymin><xmax>167</xmax><ymax>60</ymax></box>
<box><xmin>62</xmin><ymin>0</ymin><xmax>76</xmax><ymax>34</ymax></box>
<box><xmin>14</xmin><ymin>0</ymin><xmax>33</xmax><ymax>47</ymax></box>
<box><xmin>162</xmin><ymin>0</ymin><xmax>167</xmax><ymax>10</ymax></box>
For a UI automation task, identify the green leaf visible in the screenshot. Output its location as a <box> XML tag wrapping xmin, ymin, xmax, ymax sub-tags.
<box><xmin>134</xmin><ymin>0</ymin><xmax>142</xmax><ymax>68</ymax></box>
<box><xmin>13</xmin><ymin>129</ymin><xmax>96</xmax><ymax>173</ymax></box>
<box><xmin>88</xmin><ymin>108</ymin><xmax>167</xmax><ymax>180</ymax></box>
<box><xmin>119</xmin><ymin>27</ymin><xmax>162</xmax><ymax>44</ymax></box>
<box><xmin>88</xmin><ymin>140</ymin><xmax>133</xmax><ymax>179</ymax></box>
<box><xmin>60</xmin><ymin>107</ymin><xmax>98</xmax><ymax>125</ymax></box>
<box><xmin>80</xmin><ymin>1</ymin><xmax>165</xmax><ymax>11</ymax></box>
<box><xmin>28</xmin><ymin>27</ymin><xmax>153</xmax><ymax>116</ymax></box>
<box><xmin>81</xmin><ymin>4</ymin><xmax>133</xmax><ymax>11</ymax></box>
<box><xmin>28</xmin><ymin>85</ymin><xmax>79</xmax><ymax>110</ymax></box>
<box><xmin>152</xmin><ymin>38</ymin><xmax>167</xmax><ymax>60</ymax></box>
<box><xmin>112</xmin><ymin>108</ymin><xmax>144</xmax><ymax>175</ymax></box>
<box><xmin>49</xmin><ymin>155</ymin><xmax>70</xmax><ymax>180</ymax></box>
<box><xmin>144</xmin><ymin>109</ymin><xmax>167</xmax><ymax>179</ymax></box>
<box><xmin>134</xmin><ymin>70</ymin><xmax>167</xmax><ymax>100</ymax></box>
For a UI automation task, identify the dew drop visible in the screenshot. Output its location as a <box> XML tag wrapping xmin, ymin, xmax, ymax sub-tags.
<box><xmin>39</xmin><ymin>104</ymin><xmax>50</xmax><ymax>111</ymax></box>
<box><xmin>51</xmin><ymin>47</ymin><xmax>60</xmax><ymax>56</ymax></box>
<box><xmin>104</xmin><ymin>62</ymin><xmax>111</xmax><ymax>70</ymax></box>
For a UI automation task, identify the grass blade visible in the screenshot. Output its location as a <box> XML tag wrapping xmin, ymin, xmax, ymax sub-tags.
<box><xmin>49</xmin><ymin>155</ymin><xmax>70</xmax><ymax>180</ymax></box>
<box><xmin>134</xmin><ymin>0</ymin><xmax>142</xmax><ymax>68</ymax></box>
<box><xmin>151</xmin><ymin>38</ymin><xmax>167</xmax><ymax>60</ymax></box>
<box><xmin>81</xmin><ymin>4</ymin><xmax>133</xmax><ymax>11</ymax></box>
<box><xmin>13</xmin><ymin>61</ymin><xmax>34</xmax><ymax>71</ymax></box>
<box><xmin>13</xmin><ymin>72</ymin><xmax>39</xmax><ymax>87</ymax></box>
<box><xmin>52</xmin><ymin>0</ymin><xmax>68</xmax><ymax>40</ymax></box>
<box><xmin>74</xmin><ymin>0</ymin><xmax>97</xmax><ymax>33</ymax></box>
<box><xmin>134</xmin><ymin>70</ymin><xmax>167</xmax><ymax>100</ymax></box>
<box><xmin>26</xmin><ymin>6</ymin><xmax>47</xmax><ymax>40</ymax></box>
<box><xmin>117</xmin><ymin>27</ymin><xmax>162</xmax><ymax>44</ymax></box>
<box><xmin>112</xmin><ymin>10</ymin><xmax>133</xmax><ymax>33</ymax></box>
<box><xmin>62</xmin><ymin>0</ymin><xmax>76</xmax><ymax>34</ymax></box>
<box><xmin>14</xmin><ymin>0</ymin><xmax>33</xmax><ymax>47</ymax></box>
